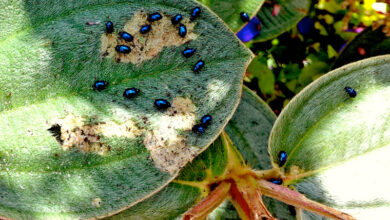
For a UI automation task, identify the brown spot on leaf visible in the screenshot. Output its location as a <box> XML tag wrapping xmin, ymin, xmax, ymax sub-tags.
<box><xmin>49</xmin><ymin>97</ymin><xmax>199</xmax><ymax>174</ymax></box>
<box><xmin>100</xmin><ymin>11</ymin><xmax>198</xmax><ymax>64</ymax></box>
<box><xmin>144</xmin><ymin>97</ymin><xmax>198</xmax><ymax>174</ymax></box>
<box><xmin>49</xmin><ymin>114</ymin><xmax>141</xmax><ymax>155</ymax></box>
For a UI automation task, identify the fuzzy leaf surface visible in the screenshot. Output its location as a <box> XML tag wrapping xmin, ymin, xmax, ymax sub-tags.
<box><xmin>269</xmin><ymin>55</ymin><xmax>390</xmax><ymax>219</ymax></box>
<box><xmin>253</xmin><ymin>0</ymin><xmax>310</xmax><ymax>42</ymax></box>
<box><xmin>107</xmin><ymin>135</ymin><xmax>228</xmax><ymax>220</ymax></box>
<box><xmin>198</xmin><ymin>0</ymin><xmax>265</xmax><ymax>32</ymax></box>
<box><xmin>0</xmin><ymin>0</ymin><xmax>252</xmax><ymax>219</ymax></box>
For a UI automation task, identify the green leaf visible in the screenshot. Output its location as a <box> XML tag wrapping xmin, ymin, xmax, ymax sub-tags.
<box><xmin>247</xmin><ymin>57</ymin><xmax>275</xmax><ymax>95</ymax></box>
<box><xmin>298</xmin><ymin>61</ymin><xmax>329</xmax><ymax>87</ymax></box>
<box><xmin>252</xmin><ymin>0</ymin><xmax>311</xmax><ymax>42</ymax></box>
<box><xmin>197</xmin><ymin>0</ymin><xmax>266</xmax><ymax>32</ymax></box>
<box><xmin>279</xmin><ymin>63</ymin><xmax>301</xmax><ymax>82</ymax></box>
<box><xmin>0</xmin><ymin>0</ymin><xmax>252</xmax><ymax>219</ymax></box>
<box><xmin>106</xmin><ymin>136</ymin><xmax>229</xmax><ymax>220</ymax></box>
<box><xmin>334</xmin><ymin>26</ymin><xmax>390</xmax><ymax>68</ymax></box>
<box><xmin>316</xmin><ymin>0</ymin><xmax>341</xmax><ymax>14</ymax></box>
<box><xmin>269</xmin><ymin>55</ymin><xmax>390</xmax><ymax>218</ymax></box>
<box><xmin>225</xmin><ymin>87</ymin><xmax>276</xmax><ymax>170</ymax></box>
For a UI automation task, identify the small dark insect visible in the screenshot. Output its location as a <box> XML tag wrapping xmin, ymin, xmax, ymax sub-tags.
<box><xmin>115</xmin><ymin>45</ymin><xmax>131</xmax><ymax>54</ymax></box>
<box><xmin>148</xmin><ymin>12</ymin><xmax>163</xmax><ymax>22</ymax></box>
<box><xmin>178</xmin><ymin>24</ymin><xmax>187</xmax><ymax>37</ymax></box>
<box><xmin>269</xmin><ymin>178</ymin><xmax>283</xmax><ymax>185</ymax></box>
<box><xmin>119</xmin><ymin>31</ymin><xmax>133</xmax><ymax>42</ymax></box>
<box><xmin>193</xmin><ymin>60</ymin><xmax>205</xmax><ymax>72</ymax></box>
<box><xmin>48</xmin><ymin>124</ymin><xmax>63</xmax><ymax>145</ymax></box>
<box><xmin>93</xmin><ymin>81</ymin><xmax>109</xmax><ymax>91</ymax></box>
<box><xmin>140</xmin><ymin>24</ymin><xmax>152</xmax><ymax>34</ymax></box>
<box><xmin>182</xmin><ymin>48</ymin><xmax>196</xmax><ymax>58</ymax></box>
<box><xmin>171</xmin><ymin>14</ymin><xmax>183</xmax><ymax>25</ymax></box>
<box><xmin>192</xmin><ymin>124</ymin><xmax>205</xmax><ymax>134</ymax></box>
<box><xmin>201</xmin><ymin>115</ymin><xmax>212</xmax><ymax>126</ymax></box>
<box><xmin>190</xmin><ymin>7</ymin><xmax>201</xmax><ymax>21</ymax></box>
<box><xmin>278</xmin><ymin>151</ymin><xmax>287</xmax><ymax>167</ymax></box>
<box><xmin>123</xmin><ymin>88</ymin><xmax>140</xmax><ymax>99</ymax></box>
<box><xmin>344</xmin><ymin>87</ymin><xmax>357</xmax><ymax>98</ymax></box>
<box><xmin>106</xmin><ymin>21</ymin><xmax>114</xmax><ymax>33</ymax></box>
<box><xmin>240</xmin><ymin>12</ymin><xmax>250</xmax><ymax>22</ymax></box>
<box><xmin>154</xmin><ymin>99</ymin><xmax>171</xmax><ymax>110</ymax></box>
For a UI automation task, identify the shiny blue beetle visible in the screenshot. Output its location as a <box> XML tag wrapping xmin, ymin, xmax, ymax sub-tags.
<box><xmin>115</xmin><ymin>45</ymin><xmax>131</xmax><ymax>54</ymax></box>
<box><xmin>123</xmin><ymin>88</ymin><xmax>140</xmax><ymax>99</ymax></box>
<box><xmin>201</xmin><ymin>115</ymin><xmax>212</xmax><ymax>126</ymax></box>
<box><xmin>179</xmin><ymin>24</ymin><xmax>187</xmax><ymax>37</ymax></box>
<box><xmin>240</xmin><ymin>12</ymin><xmax>250</xmax><ymax>22</ymax></box>
<box><xmin>148</xmin><ymin>12</ymin><xmax>163</xmax><ymax>22</ymax></box>
<box><xmin>154</xmin><ymin>99</ymin><xmax>171</xmax><ymax>109</ymax></box>
<box><xmin>278</xmin><ymin>151</ymin><xmax>287</xmax><ymax>167</ymax></box>
<box><xmin>192</xmin><ymin>124</ymin><xmax>205</xmax><ymax>134</ymax></box>
<box><xmin>140</xmin><ymin>24</ymin><xmax>152</xmax><ymax>34</ymax></box>
<box><xmin>106</xmin><ymin>21</ymin><xmax>114</xmax><ymax>33</ymax></box>
<box><xmin>344</xmin><ymin>87</ymin><xmax>357</xmax><ymax>98</ymax></box>
<box><xmin>182</xmin><ymin>48</ymin><xmax>196</xmax><ymax>58</ymax></box>
<box><xmin>93</xmin><ymin>81</ymin><xmax>109</xmax><ymax>91</ymax></box>
<box><xmin>171</xmin><ymin>14</ymin><xmax>183</xmax><ymax>25</ymax></box>
<box><xmin>193</xmin><ymin>60</ymin><xmax>205</xmax><ymax>72</ymax></box>
<box><xmin>190</xmin><ymin>7</ymin><xmax>201</xmax><ymax>21</ymax></box>
<box><xmin>119</xmin><ymin>31</ymin><xmax>133</xmax><ymax>42</ymax></box>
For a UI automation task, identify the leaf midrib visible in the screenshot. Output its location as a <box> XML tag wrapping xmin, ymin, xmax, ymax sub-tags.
<box><xmin>254</xmin><ymin>0</ymin><xmax>308</xmax><ymax>42</ymax></box>
<box><xmin>284</xmin><ymin>99</ymin><xmax>347</xmax><ymax>167</ymax></box>
<box><xmin>287</xmin><ymin>141</ymin><xmax>390</xmax><ymax>184</ymax></box>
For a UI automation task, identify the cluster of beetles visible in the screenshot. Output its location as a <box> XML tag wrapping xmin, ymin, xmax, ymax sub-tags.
<box><xmin>93</xmin><ymin>6</ymin><xmax>210</xmax><ymax>134</ymax></box>
<box><xmin>92</xmin><ymin>6</ymin><xmax>359</xmax><ymax>184</ymax></box>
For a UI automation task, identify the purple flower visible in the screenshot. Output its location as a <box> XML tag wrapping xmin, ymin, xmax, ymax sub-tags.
<box><xmin>237</xmin><ymin>17</ymin><xmax>262</xmax><ymax>42</ymax></box>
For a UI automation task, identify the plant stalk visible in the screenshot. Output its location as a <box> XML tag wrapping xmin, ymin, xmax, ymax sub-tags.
<box><xmin>257</xmin><ymin>179</ymin><xmax>356</xmax><ymax>220</ymax></box>
<box><xmin>182</xmin><ymin>181</ymin><xmax>231</xmax><ymax>220</ymax></box>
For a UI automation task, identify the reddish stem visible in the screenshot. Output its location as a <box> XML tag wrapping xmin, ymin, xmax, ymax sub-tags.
<box><xmin>182</xmin><ymin>181</ymin><xmax>231</xmax><ymax>220</ymax></box>
<box><xmin>229</xmin><ymin>176</ymin><xmax>275</xmax><ymax>220</ymax></box>
<box><xmin>257</xmin><ymin>179</ymin><xmax>356</xmax><ymax>220</ymax></box>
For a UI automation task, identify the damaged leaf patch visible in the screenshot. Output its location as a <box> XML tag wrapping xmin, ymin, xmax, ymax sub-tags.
<box><xmin>0</xmin><ymin>0</ymin><xmax>252</xmax><ymax>219</ymax></box>
<box><xmin>101</xmin><ymin>11</ymin><xmax>198</xmax><ymax>64</ymax></box>
<box><xmin>144</xmin><ymin>97</ymin><xmax>198</xmax><ymax>175</ymax></box>
<box><xmin>49</xmin><ymin>114</ymin><xmax>142</xmax><ymax>155</ymax></box>
<box><xmin>49</xmin><ymin>97</ymin><xmax>198</xmax><ymax>175</ymax></box>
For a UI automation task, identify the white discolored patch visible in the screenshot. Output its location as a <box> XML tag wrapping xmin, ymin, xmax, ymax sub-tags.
<box><xmin>101</xmin><ymin>11</ymin><xmax>198</xmax><ymax>64</ymax></box>
<box><xmin>144</xmin><ymin>97</ymin><xmax>198</xmax><ymax>174</ymax></box>
<box><xmin>92</xmin><ymin>198</ymin><xmax>102</xmax><ymax>208</ymax></box>
<box><xmin>50</xmin><ymin>98</ymin><xmax>199</xmax><ymax>174</ymax></box>
<box><xmin>50</xmin><ymin>114</ymin><xmax>141</xmax><ymax>155</ymax></box>
<box><xmin>308</xmin><ymin>145</ymin><xmax>390</xmax><ymax>205</ymax></box>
